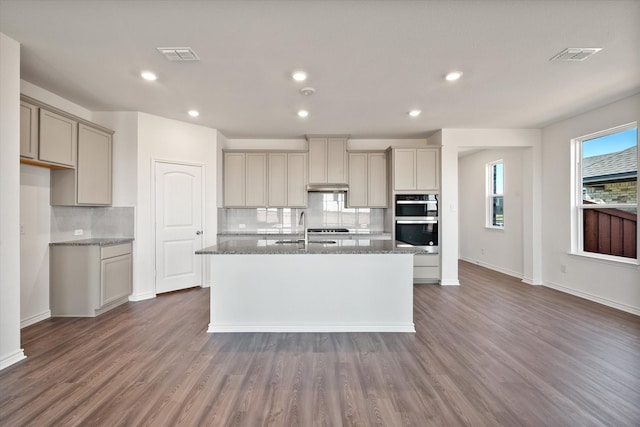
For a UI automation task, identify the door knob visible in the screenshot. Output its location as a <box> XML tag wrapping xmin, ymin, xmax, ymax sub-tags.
<box><xmin>196</xmin><ymin>230</ymin><xmax>203</xmax><ymax>235</ymax></box>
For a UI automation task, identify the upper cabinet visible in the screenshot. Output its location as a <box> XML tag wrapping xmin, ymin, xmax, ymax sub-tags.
<box><xmin>391</xmin><ymin>148</ymin><xmax>440</xmax><ymax>191</ymax></box>
<box><xmin>20</xmin><ymin>99</ymin><xmax>77</xmax><ymax>168</ymax></box>
<box><xmin>20</xmin><ymin>101</ymin><xmax>38</xmax><ymax>159</ymax></box>
<box><xmin>245</xmin><ymin>153</ymin><xmax>268</xmax><ymax>207</ymax></box>
<box><xmin>20</xmin><ymin>95</ymin><xmax>114</xmax><ymax>206</ymax></box>
<box><xmin>224</xmin><ymin>151</ymin><xmax>307</xmax><ymax>208</ymax></box>
<box><xmin>223</xmin><ymin>152</ymin><xmax>267</xmax><ymax>207</ymax></box>
<box><xmin>307</xmin><ymin>136</ymin><xmax>348</xmax><ymax>184</ymax></box>
<box><xmin>39</xmin><ymin>109</ymin><xmax>77</xmax><ymax>167</ymax></box>
<box><xmin>51</xmin><ymin>123</ymin><xmax>113</xmax><ymax>206</ymax></box>
<box><xmin>348</xmin><ymin>152</ymin><xmax>388</xmax><ymax>208</ymax></box>
<box><xmin>268</xmin><ymin>152</ymin><xmax>307</xmax><ymax>208</ymax></box>
<box><xmin>76</xmin><ymin>124</ymin><xmax>113</xmax><ymax>204</ymax></box>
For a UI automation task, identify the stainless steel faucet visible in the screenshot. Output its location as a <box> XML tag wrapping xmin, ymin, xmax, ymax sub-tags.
<box><xmin>298</xmin><ymin>211</ymin><xmax>308</xmax><ymax>247</ymax></box>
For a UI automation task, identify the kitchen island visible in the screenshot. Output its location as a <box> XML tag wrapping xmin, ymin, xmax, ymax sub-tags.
<box><xmin>196</xmin><ymin>238</ymin><xmax>423</xmax><ymax>333</ymax></box>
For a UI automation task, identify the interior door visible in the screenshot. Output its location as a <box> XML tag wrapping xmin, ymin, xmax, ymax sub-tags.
<box><xmin>155</xmin><ymin>162</ymin><xmax>203</xmax><ymax>294</ymax></box>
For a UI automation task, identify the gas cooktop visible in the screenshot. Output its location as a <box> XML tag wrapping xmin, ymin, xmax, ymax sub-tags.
<box><xmin>307</xmin><ymin>228</ymin><xmax>350</xmax><ymax>233</ymax></box>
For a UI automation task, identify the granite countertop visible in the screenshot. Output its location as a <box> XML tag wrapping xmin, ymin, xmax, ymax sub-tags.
<box><xmin>50</xmin><ymin>238</ymin><xmax>134</xmax><ymax>246</ymax></box>
<box><xmin>218</xmin><ymin>231</ymin><xmax>392</xmax><ymax>239</ymax></box>
<box><xmin>197</xmin><ymin>238</ymin><xmax>428</xmax><ymax>255</ymax></box>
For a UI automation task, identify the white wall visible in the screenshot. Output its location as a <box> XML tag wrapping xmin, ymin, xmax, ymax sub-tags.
<box><xmin>439</xmin><ymin>129</ymin><xmax>542</xmax><ymax>286</ymax></box>
<box><xmin>542</xmin><ymin>93</ymin><xmax>640</xmax><ymax>315</ymax></box>
<box><xmin>0</xmin><ymin>32</ymin><xmax>25</xmax><ymax>370</ymax></box>
<box><xmin>459</xmin><ymin>148</ymin><xmax>525</xmax><ymax>278</ymax></box>
<box><xmin>19</xmin><ymin>165</ymin><xmax>51</xmax><ymax>327</ymax></box>
<box><xmin>134</xmin><ymin>113</ymin><xmax>218</xmax><ymax>300</ymax></box>
<box><xmin>21</xmin><ymin>80</ymin><xmax>92</xmax><ymax>121</ymax></box>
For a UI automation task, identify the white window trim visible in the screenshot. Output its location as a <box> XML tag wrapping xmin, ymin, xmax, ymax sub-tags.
<box><xmin>486</xmin><ymin>159</ymin><xmax>504</xmax><ymax>229</ymax></box>
<box><xmin>572</xmin><ymin>121</ymin><xmax>638</xmax><ymax>265</ymax></box>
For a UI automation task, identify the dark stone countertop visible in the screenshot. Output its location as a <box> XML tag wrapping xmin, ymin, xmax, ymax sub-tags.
<box><xmin>50</xmin><ymin>238</ymin><xmax>134</xmax><ymax>247</ymax></box>
<box><xmin>197</xmin><ymin>238</ymin><xmax>429</xmax><ymax>255</ymax></box>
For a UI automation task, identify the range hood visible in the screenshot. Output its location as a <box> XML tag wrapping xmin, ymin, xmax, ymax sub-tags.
<box><xmin>306</xmin><ymin>184</ymin><xmax>349</xmax><ymax>193</ymax></box>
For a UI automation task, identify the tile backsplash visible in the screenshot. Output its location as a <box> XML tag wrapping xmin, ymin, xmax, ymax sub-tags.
<box><xmin>219</xmin><ymin>193</ymin><xmax>385</xmax><ymax>233</ymax></box>
<box><xmin>51</xmin><ymin>206</ymin><xmax>135</xmax><ymax>241</ymax></box>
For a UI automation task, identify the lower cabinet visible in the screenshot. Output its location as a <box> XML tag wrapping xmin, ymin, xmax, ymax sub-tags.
<box><xmin>50</xmin><ymin>242</ymin><xmax>132</xmax><ymax>317</ymax></box>
<box><xmin>413</xmin><ymin>254</ymin><xmax>440</xmax><ymax>283</ymax></box>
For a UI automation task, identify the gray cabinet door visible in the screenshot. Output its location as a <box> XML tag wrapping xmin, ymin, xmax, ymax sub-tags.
<box><xmin>245</xmin><ymin>153</ymin><xmax>267</xmax><ymax>207</ymax></box>
<box><xmin>268</xmin><ymin>153</ymin><xmax>287</xmax><ymax>207</ymax></box>
<box><xmin>39</xmin><ymin>108</ymin><xmax>77</xmax><ymax>167</ymax></box>
<box><xmin>394</xmin><ymin>149</ymin><xmax>417</xmax><ymax>190</ymax></box>
<box><xmin>224</xmin><ymin>152</ymin><xmax>246</xmax><ymax>206</ymax></box>
<box><xmin>416</xmin><ymin>149</ymin><xmax>439</xmax><ymax>191</ymax></box>
<box><xmin>101</xmin><ymin>254</ymin><xmax>132</xmax><ymax>307</ymax></box>
<box><xmin>20</xmin><ymin>101</ymin><xmax>38</xmax><ymax>159</ymax></box>
<box><xmin>348</xmin><ymin>152</ymin><xmax>368</xmax><ymax>207</ymax></box>
<box><xmin>286</xmin><ymin>153</ymin><xmax>307</xmax><ymax>207</ymax></box>
<box><xmin>308</xmin><ymin>138</ymin><xmax>327</xmax><ymax>183</ymax></box>
<box><xmin>327</xmin><ymin>138</ymin><xmax>348</xmax><ymax>183</ymax></box>
<box><xmin>77</xmin><ymin>124</ymin><xmax>112</xmax><ymax>205</ymax></box>
<box><xmin>367</xmin><ymin>152</ymin><xmax>388</xmax><ymax>207</ymax></box>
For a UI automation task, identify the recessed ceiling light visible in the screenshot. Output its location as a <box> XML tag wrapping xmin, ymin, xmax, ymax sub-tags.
<box><xmin>292</xmin><ymin>71</ymin><xmax>308</xmax><ymax>82</ymax></box>
<box><xmin>188</xmin><ymin>110</ymin><xmax>199</xmax><ymax>117</ymax></box>
<box><xmin>445</xmin><ymin>71</ymin><xmax>463</xmax><ymax>81</ymax></box>
<box><xmin>297</xmin><ymin>110</ymin><xmax>309</xmax><ymax>118</ymax></box>
<box><xmin>409</xmin><ymin>110</ymin><xmax>421</xmax><ymax>117</ymax></box>
<box><xmin>141</xmin><ymin>71</ymin><xmax>158</xmax><ymax>81</ymax></box>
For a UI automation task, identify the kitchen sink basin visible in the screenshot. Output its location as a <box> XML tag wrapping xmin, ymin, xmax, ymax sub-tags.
<box><xmin>274</xmin><ymin>239</ymin><xmax>337</xmax><ymax>245</ymax></box>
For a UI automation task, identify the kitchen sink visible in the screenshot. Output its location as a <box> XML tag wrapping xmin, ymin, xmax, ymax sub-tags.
<box><xmin>274</xmin><ymin>239</ymin><xmax>337</xmax><ymax>245</ymax></box>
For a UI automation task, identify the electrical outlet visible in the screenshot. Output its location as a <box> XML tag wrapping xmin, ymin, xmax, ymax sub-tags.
<box><xmin>74</xmin><ymin>229</ymin><xmax>83</xmax><ymax>236</ymax></box>
<box><xmin>360</xmin><ymin>223</ymin><xmax>368</xmax><ymax>228</ymax></box>
<box><xmin>481</xmin><ymin>248</ymin><xmax>485</xmax><ymax>255</ymax></box>
<box><xmin>20</xmin><ymin>224</ymin><xmax>25</xmax><ymax>235</ymax></box>
<box><xmin>238</xmin><ymin>224</ymin><xmax>246</xmax><ymax>229</ymax></box>
<box><xmin>560</xmin><ymin>264</ymin><xmax>567</xmax><ymax>273</ymax></box>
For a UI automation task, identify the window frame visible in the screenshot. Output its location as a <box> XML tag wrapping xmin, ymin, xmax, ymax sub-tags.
<box><xmin>486</xmin><ymin>159</ymin><xmax>504</xmax><ymax>229</ymax></box>
<box><xmin>572</xmin><ymin>122</ymin><xmax>638</xmax><ymax>264</ymax></box>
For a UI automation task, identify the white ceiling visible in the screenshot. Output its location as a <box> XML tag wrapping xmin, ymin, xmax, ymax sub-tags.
<box><xmin>1</xmin><ymin>0</ymin><xmax>638</xmax><ymax>139</ymax></box>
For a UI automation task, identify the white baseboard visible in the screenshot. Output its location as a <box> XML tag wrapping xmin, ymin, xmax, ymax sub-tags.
<box><xmin>439</xmin><ymin>280</ymin><xmax>460</xmax><ymax>286</ymax></box>
<box><xmin>128</xmin><ymin>291</ymin><xmax>155</xmax><ymax>302</ymax></box>
<box><xmin>543</xmin><ymin>280</ymin><xmax>640</xmax><ymax>316</ymax></box>
<box><xmin>521</xmin><ymin>277</ymin><xmax>543</xmax><ymax>286</ymax></box>
<box><xmin>460</xmin><ymin>256</ymin><xmax>524</xmax><ymax>280</ymax></box>
<box><xmin>208</xmin><ymin>322</ymin><xmax>416</xmax><ymax>333</ymax></box>
<box><xmin>20</xmin><ymin>310</ymin><xmax>51</xmax><ymax>328</ymax></box>
<box><xmin>0</xmin><ymin>349</ymin><xmax>26</xmax><ymax>371</ymax></box>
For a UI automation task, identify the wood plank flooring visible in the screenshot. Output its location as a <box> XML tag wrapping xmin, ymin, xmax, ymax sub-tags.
<box><xmin>1</xmin><ymin>260</ymin><xmax>639</xmax><ymax>426</ymax></box>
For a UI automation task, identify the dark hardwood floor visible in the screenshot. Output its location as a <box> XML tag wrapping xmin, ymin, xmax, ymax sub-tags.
<box><xmin>1</xmin><ymin>261</ymin><xmax>639</xmax><ymax>426</ymax></box>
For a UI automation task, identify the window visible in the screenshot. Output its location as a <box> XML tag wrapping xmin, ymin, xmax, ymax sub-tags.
<box><xmin>574</xmin><ymin>123</ymin><xmax>638</xmax><ymax>261</ymax></box>
<box><xmin>487</xmin><ymin>160</ymin><xmax>504</xmax><ymax>228</ymax></box>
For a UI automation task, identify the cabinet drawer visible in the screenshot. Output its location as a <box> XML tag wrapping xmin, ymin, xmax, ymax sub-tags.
<box><xmin>414</xmin><ymin>254</ymin><xmax>439</xmax><ymax>267</ymax></box>
<box><xmin>414</xmin><ymin>266</ymin><xmax>439</xmax><ymax>279</ymax></box>
<box><xmin>101</xmin><ymin>243</ymin><xmax>131</xmax><ymax>259</ymax></box>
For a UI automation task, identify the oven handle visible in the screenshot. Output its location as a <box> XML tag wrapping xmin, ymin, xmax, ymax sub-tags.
<box><xmin>396</xmin><ymin>200</ymin><xmax>437</xmax><ymax>205</ymax></box>
<box><xmin>396</xmin><ymin>220</ymin><xmax>438</xmax><ymax>224</ymax></box>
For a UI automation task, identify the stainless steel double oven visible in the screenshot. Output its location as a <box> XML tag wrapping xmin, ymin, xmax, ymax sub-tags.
<box><xmin>395</xmin><ymin>194</ymin><xmax>438</xmax><ymax>252</ymax></box>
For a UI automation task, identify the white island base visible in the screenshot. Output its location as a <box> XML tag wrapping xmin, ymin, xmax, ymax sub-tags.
<box><xmin>208</xmin><ymin>253</ymin><xmax>415</xmax><ymax>333</ymax></box>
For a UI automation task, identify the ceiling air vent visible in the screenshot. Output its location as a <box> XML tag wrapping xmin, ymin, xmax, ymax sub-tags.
<box><xmin>157</xmin><ymin>47</ymin><xmax>200</xmax><ymax>61</ymax></box>
<box><xmin>550</xmin><ymin>47</ymin><xmax>602</xmax><ymax>62</ymax></box>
